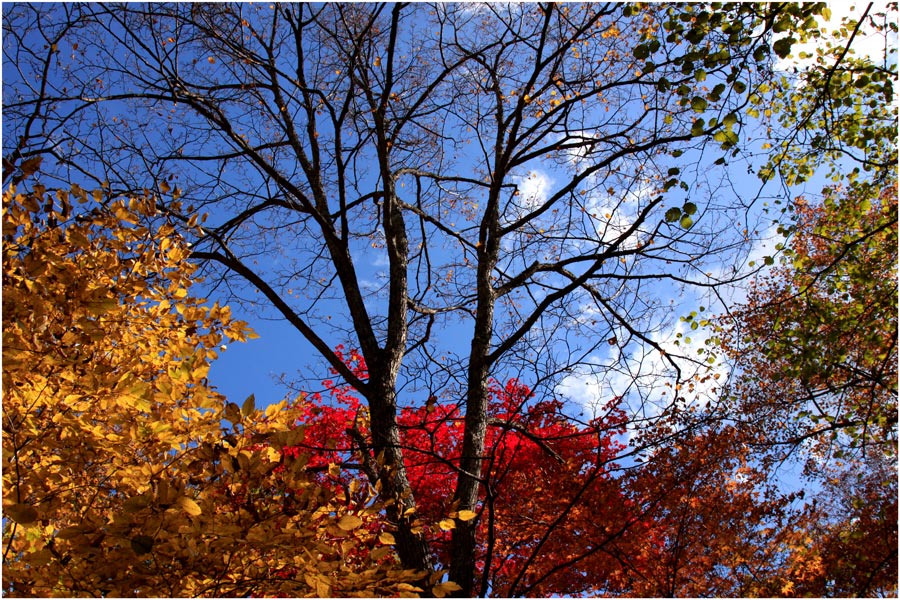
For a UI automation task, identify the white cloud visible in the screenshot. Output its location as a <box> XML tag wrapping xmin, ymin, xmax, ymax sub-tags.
<box><xmin>370</xmin><ymin>253</ymin><xmax>390</xmax><ymax>268</ymax></box>
<box><xmin>509</xmin><ymin>169</ymin><xmax>551</xmax><ymax>215</ymax></box>
<box><xmin>555</xmin><ymin>354</ymin><xmax>628</xmax><ymax>419</ymax></box>
<box><xmin>557</xmin><ymin>294</ymin><xmax>728</xmax><ymax>427</ymax></box>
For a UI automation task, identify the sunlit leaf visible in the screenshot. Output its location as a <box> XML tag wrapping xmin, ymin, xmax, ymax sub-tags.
<box><xmin>176</xmin><ymin>496</ymin><xmax>202</xmax><ymax>516</ymax></box>
<box><xmin>338</xmin><ymin>514</ymin><xmax>364</xmax><ymax>531</ymax></box>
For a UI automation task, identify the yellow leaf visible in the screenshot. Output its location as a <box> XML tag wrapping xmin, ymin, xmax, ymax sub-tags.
<box><xmin>337</xmin><ymin>514</ymin><xmax>364</xmax><ymax>531</ymax></box>
<box><xmin>378</xmin><ymin>532</ymin><xmax>396</xmax><ymax>544</ymax></box>
<box><xmin>176</xmin><ymin>496</ymin><xmax>202</xmax><ymax>516</ymax></box>
<box><xmin>433</xmin><ymin>581</ymin><xmax>462</xmax><ymax>598</ymax></box>
<box><xmin>241</xmin><ymin>393</ymin><xmax>255</xmax><ymax>416</ymax></box>
<box><xmin>370</xmin><ymin>545</ymin><xmax>393</xmax><ymax>560</ymax></box>
<box><xmin>265</xmin><ymin>399</ymin><xmax>287</xmax><ymax>418</ymax></box>
<box><xmin>123</xmin><ymin>493</ymin><xmax>152</xmax><ymax>513</ymax></box>
<box><xmin>438</xmin><ymin>518</ymin><xmax>456</xmax><ymax>531</ymax></box>
<box><xmin>224</xmin><ymin>402</ymin><xmax>242</xmax><ymax>424</ymax></box>
<box><xmin>56</xmin><ymin>525</ymin><xmax>93</xmax><ymax>540</ymax></box>
<box><xmin>457</xmin><ymin>509</ymin><xmax>477</xmax><ymax>521</ymax></box>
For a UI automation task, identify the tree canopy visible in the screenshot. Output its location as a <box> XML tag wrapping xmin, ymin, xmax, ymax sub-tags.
<box><xmin>2</xmin><ymin>179</ymin><xmax>423</xmax><ymax>597</ymax></box>
<box><xmin>3</xmin><ymin>2</ymin><xmax>897</xmax><ymax>597</ymax></box>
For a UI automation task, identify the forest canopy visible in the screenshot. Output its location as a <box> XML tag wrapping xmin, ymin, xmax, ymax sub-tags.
<box><xmin>3</xmin><ymin>2</ymin><xmax>897</xmax><ymax>597</ymax></box>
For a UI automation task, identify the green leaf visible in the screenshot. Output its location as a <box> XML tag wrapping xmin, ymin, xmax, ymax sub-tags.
<box><xmin>773</xmin><ymin>37</ymin><xmax>795</xmax><ymax>59</ymax></box>
<box><xmin>682</xmin><ymin>202</ymin><xmax>697</xmax><ymax>215</ymax></box>
<box><xmin>680</xmin><ymin>215</ymin><xmax>694</xmax><ymax>229</ymax></box>
<box><xmin>691</xmin><ymin>118</ymin><xmax>705</xmax><ymax>136</ymax></box>
<box><xmin>690</xmin><ymin>96</ymin><xmax>708</xmax><ymax>112</ymax></box>
<box><xmin>665</xmin><ymin>207</ymin><xmax>682</xmax><ymax>222</ymax></box>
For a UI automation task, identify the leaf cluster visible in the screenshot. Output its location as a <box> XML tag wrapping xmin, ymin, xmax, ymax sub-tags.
<box><xmin>1</xmin><ymin>181</ymin><xmax>421</xmax><ymax>597</ymax></box>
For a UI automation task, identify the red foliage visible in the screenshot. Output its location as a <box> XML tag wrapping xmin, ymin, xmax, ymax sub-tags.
<box><xmin>275</xmin><ymin>346</ymin><xmax>656</xmax><ymax>595</ymax></box>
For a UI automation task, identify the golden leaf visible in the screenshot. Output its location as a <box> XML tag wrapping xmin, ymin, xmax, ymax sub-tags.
<box><xmin>457</xmin><ymin>509</ymin><xmax>477</xmax><ymax>522</ymax></box>
<box><xmin>433</xmin><ymin>581</ymin><xmax>462</xmax><ymax>598</ymax></box>
<box><xmin>176</xmin><ymin>496</ymin><xmax>202</xmax><ymax>516</ymax></box>
<box><xmin>370</xmin><ymin>546</ymin><xmax>393</xmax><ymax>560</ymax></box>
<box><xmin>56</xmin><ymin>525</ymin><xmax>93</xmax><ymax>540</ymax></box>
<box><xmin>337</xmin><ymin>514</ymin><xmax>364</xmax><ymax>531</ymax></box>
<box><xmin>378</xmin><ymin>532</ymin><xmax>396</xmax><ymax>545</ymax></box>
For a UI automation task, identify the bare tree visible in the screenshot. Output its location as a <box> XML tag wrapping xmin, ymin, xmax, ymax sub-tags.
<box><xmin>2</xmin><ymin>2</ymin><xmax>832</xmax><ymax>594</ymax></box>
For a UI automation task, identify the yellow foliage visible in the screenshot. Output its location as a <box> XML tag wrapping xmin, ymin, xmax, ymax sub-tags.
<box><xmin>2</xmin><ymin>181</ymin><xmax>422</xmax><ymax>597</ymax></box>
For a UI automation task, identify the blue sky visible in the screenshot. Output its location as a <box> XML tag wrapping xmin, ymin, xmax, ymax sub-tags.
<box><xmin>203</xmin><ymin>18</ymin><xmax>896</xmax><ymax>496</ymax></box>
<box><xmin>3</xmin><ymin>2</ymin><xmax>893</xmax><ymax>429</ymax></box>
<box><xmin>197</xmin><ymin>2</ymin><xmax>897</xmax><ymax>421</ymax></box>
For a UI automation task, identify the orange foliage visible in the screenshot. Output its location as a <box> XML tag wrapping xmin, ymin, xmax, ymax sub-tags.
<box><xmin>2</xmin><ymin>180</ymin><xmax>421</xmax><ymax>597</ymax></box>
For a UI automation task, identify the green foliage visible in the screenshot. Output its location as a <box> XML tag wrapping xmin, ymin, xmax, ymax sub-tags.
<box><xmin>760</xmin><ymin>4</ymin><xmax>897</xmax><ymax>189</ymax></box>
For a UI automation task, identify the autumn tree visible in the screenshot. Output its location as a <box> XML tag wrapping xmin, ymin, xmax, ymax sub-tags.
<box><xmin>2</xmin><ymin>177</ymin><xmax>423</xmax><ymax>597</ymax></box>
<box><xmin>282</xmin><ymin>350</ymin><xmax>648</xmax><ymax>597</ymax></box>
<box><xmin>711</xmin><ymin>0</ymin><xmax>897</xmax><ymax>469</ymax></box>
<box><xmin>706</xmin><ymin>180</ymin><xmax>898</xmax><ymax>596</ymax></box>
<box><xmin>701</xmin><ymin>4</ymin><xmax>899</xmax><ymax>595</ymax></box>
<box><xmin>3</xmin><ymin>2</ymin><xmax>885</xmax><ymax>595</ymax></box>
<box><xmin>719</xmin><ymin>184</ymin><xmax>897</xmax><ymax>464</ymax></box>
